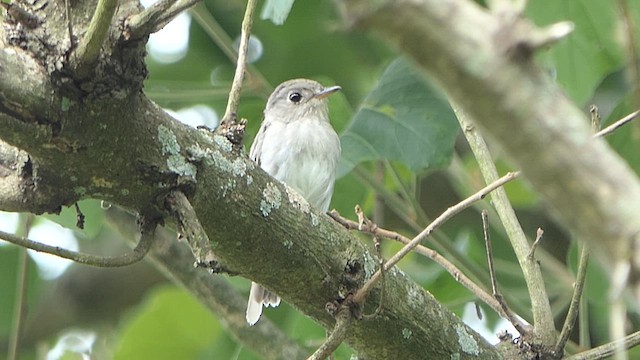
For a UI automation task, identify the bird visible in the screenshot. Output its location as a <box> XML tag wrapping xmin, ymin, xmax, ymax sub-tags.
<box><xmin>246</xmin><ymin>78</ymin><xmax>342</xmax><ymax>325</ymax></box>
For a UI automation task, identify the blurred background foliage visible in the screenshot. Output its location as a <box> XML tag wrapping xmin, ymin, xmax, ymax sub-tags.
<box><xmin>1</xmin><ymin>0</ymin><xmax>640</xmax><ymax>359</ymax></box>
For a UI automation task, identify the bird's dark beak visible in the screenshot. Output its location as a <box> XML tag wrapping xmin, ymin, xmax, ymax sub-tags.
<box><xmin>314</xmin><ymin>85</ymin><xmax>341</xmax><ymax>99</ymax></box>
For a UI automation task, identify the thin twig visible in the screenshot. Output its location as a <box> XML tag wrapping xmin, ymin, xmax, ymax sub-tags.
<box><xmin>527</xmin><ymin>228</ymin><xmax>543</xmax><ymax>260</ymax></box>
<box><xmin>358</xmin><ymin>171</ymin><xmax>520</xmax><ymax>298</ymax></box>
<box><xmin>71</xmin><ymin>0</ymin><xmax>118</xmax><ymax>77</ymax></box>
<box><xmin>221</xmin><ymin>0</ymin><xmax>258</xmax><ymax>124</ymax></box>
<box><xmin>307</xmin><ymin>307</ymin><xmax>353</xmax><ymax>360</ymax></box>
<box><xmin>565</xmin><ymin>330</ymin><xmax>640</xmax><ymax>360</ymax></box>
<box><xmin>481</xmin><ymin>210</ymin><xmax>498</xmax><ymax>295</ymax></box>
<box><xmin>479</xmin><ymin>210</ymin><xmax>524</xmax><ymax>332</ymax></box>
<box><xmin>165</xmin><ymin>190</ymin><xmax>218</xmax><ymax>269</ymax></box>
<box><xmin>329</xmin><ymin>176</ymin><xmax>530</xmax><ymax>334</ymax></box>
<box><xmin>125</xmin><ymin>0</ymin><xmax>202</xmax><ymax>40</ymax></box>
<box><xmin>348</xmin><ymin>172</ymin><xmax>532</xmax><ymax>334</ymax></box>
<box><xmin>555</xmin><ymin>244</ymin><xmax>590</xmax><ymax>357</ymax></box>
<box><xmin>590</xmin><ymin>105</ymin><xmax>601</xmax><ymax>133</ymax></box>
<box><xmin>593</xmin><ymin>110</ymin><xmax>640</xmax><ymax>138</ymax></box>
<box><xmin>0</xmin><ymin>218</ymin><xmax>157</xmax><ymax>267</ymax></box>
<box><xmin>7</xmin><ymin>215</ymin><xmax>33</xmax><ymax>360</ymax></box>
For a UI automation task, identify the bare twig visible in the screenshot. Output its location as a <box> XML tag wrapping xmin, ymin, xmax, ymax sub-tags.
<box><xmin>481</xmin><ymin>209</ymin><xmax>529</xmax><ymax>334</ymax></box>
<box><xmin>165</xmin><ymin>190</ymin><xmax>218</xmax><ymax>270</ymax></box>
<box><xmin>527</xmin><ymin>228</ymin><xmax>543</xmax><ymax>260</ymax></box>
<box><xmin>221</xmin><ymin>0</ymin><xmax>258</xmax><ymax>124</ymax></box>
<box><xmin>349</xmin><ymin>172</ymin><xmax>518</xmax><ymax>304</ymax></box>
<box><xmin>593</xmin><ymin>110</ymin><xmax>640</xmax><ymax>138</ymax></box>
<box><xmin>71</xmin><ymin>0</ymin><xmax>118</xmax><ymax>77</ymax></box>
<box><xmin>345</xmin><ymin>172</ymin><xmax>531</xmax><ymax>334</ymax></box>
<box><xmin>0</xmin><ymin>218</ymin><xmax>157</xmax><ymax>267</ymax></box>
<box><xmin>124</xmin><ymin>0</ymin><xmax>201</xmax><ymax>40</ymax></box>
<box><xmin>590</xmin><ymin>105</ymin><xmax>601</xmax><ymax>133</ymax></box>
<box><xmin>555</xmin><ymin>244</ymin><xmax>590</xmax><ymax>357</ymax></box>
<box><xmin>307</xmin><ymin>307</ymin><xmax>353</xmax><ymax>360</ymax></box>
<box><xmin>565</xmin><ymin>330</ymin><xmax>640</xmax><ymax>360</ymax></box>
<box><xmin>481</xmin><ymin>210</ymin><xmax>498</xmax><ymax>295</ymax></box>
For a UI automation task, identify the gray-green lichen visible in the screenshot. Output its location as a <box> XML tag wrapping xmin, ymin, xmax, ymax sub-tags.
<box><xmin>158</xmin><ymin>125</ymin><xmax>180</xmax><ymax>154</ymax></box>
<box><xmin>213</xmin><ymin>135</ymin><xmax>233</xmax><ymax>153</ymax></box>
<box><xmin>362</xmin><ymin>250</ymin><xmax>377</xmax><ymax>280</ymax></box>
<box><xmin>407</xmin><ymin>282</ymin><xmax>426</xmax><ymax>308</ymax></box>
<box><xmin>402</xmin><ymin>328</ymin><xmax>412</xmax><ymax>339</ymax></box>
<box><xmin>283</xmin><ymin>239</ymin><xmax>293</xmax><ymax>249</ymax></box>
<box><xmin>455</xmin><ymin>323</ymin><xmax>480</xmax><ymax>355</ymax></box>
<box><xmin>158</xmin><ymin>125</ymin><xmax>197</xmax><ymax>178</ymax></box>
<box><xmin>310</xmin><ymin>213</ymin><xmax>319</xmax><ymax>226</ymax></box>
<box><xmin>167</xmin><ymin>155</ymin><xmax>197</xmax><ymax>178</ymax></box>
<box><xmin>260</xmin><ymin>182</ymin><xmax>281</xmax><ymax>217</ymax></box>
<box><xmin>188</xmin><ymin>143</ymin><xmax>253</xmax><ymax>190</ymax></box>
<box><xmin>285</xmin><ymin>185</ymin><xmax>310</xmax><ymax>213</ymax></box>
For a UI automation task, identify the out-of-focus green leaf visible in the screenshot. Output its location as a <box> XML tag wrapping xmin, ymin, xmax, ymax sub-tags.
<box><xmin>43</xmin><ymin>199</ymin><xmax>105</xmax><ymax>239</ymax></box>
<box><xmin>113</xmin><ymin>286</ymin><xmax>221</xmax><ymax>360</ymax></box>
<box><xmin>526</xmin><ymin>0</ymin><xmax>624</xmax><ymax>105</ymax></box>
<box><xmin>338</xmin><ymin>57</ymin><xmax>459</xmax><ymax>177</ymax></box>
<box><xmin>260</xmin><ymin>0</ymin><xmax>295</xmax><ymax>25</ymax></box>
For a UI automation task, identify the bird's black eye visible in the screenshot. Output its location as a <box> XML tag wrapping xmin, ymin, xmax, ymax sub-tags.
<box><xmin>288</xmin><ymin>92</ymin><xmax>302</xmax><ymax>103</ymax></box>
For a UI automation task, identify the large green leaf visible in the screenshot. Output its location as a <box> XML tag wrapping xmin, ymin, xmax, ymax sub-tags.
<box><xmin>526</xmin><ymin>0</ymin><xmax>626</xmax><ymax>105</ymax></box>
<box><xmin>113</xmin><ymin>286</ymin><xmax>221</xmax><ymax>360</ymax></box>
<box><xmin>338</xmin><ymin>57</ymin><xmax>459</xmax><ymax>177</ymax></box>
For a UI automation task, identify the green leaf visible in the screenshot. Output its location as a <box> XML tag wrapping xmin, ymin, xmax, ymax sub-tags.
<box><xmin>526</xmin><ymin>0</ymin><xmax>625</xmax><ymax>105</ymax></box>
<box><xmin>113</xmin><ymin>286</ymin><xmax>221</xmax><ymax>360</ymax></box>
<box><xmin>260</xmin><ymin>0</ymin><xmax>296</xmax><ymax>25</ymax></box>
<box><xmin>338</xmin><ymin>57</ymin><xmax>459</xmax><ymax>177</ymax></box>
